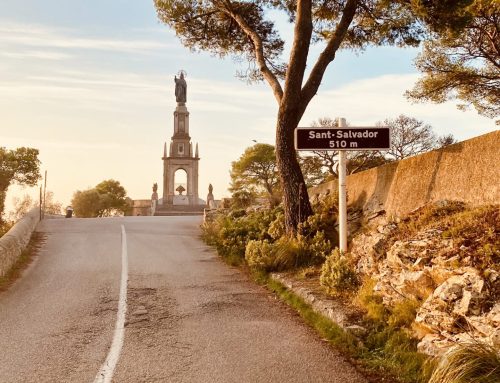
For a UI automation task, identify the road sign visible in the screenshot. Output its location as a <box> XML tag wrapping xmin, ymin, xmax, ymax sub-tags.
<box><xmin>295</xmin><ymin>127</ymin><xmax>390</xmax><ymax>150</ymax></box>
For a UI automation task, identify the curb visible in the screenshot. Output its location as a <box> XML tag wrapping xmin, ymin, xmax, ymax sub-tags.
<box><xmin>270</xmin><ymin>273</ymin><xmax>365</xmax><ymax>335</ymax></box>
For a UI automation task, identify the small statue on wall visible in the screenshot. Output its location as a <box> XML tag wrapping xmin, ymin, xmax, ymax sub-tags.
<box><xmin>207</xmin><ymin>183</ymin><xmax>215</xmax><ymax>208</ymax></box>
<box><xmin>152</xmin><ymin>183</ymin><xmax>159</xmax><ymax>200</ymax></box>
<box><xmin>151</xmin><ymin>183</ymin><xmax>159</xmax><ymax>215</ymax></box>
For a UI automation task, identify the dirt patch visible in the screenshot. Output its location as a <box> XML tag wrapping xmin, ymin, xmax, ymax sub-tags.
<box><xmin>125</xmin><ymin>287</ymin><xmax>178</xmax><ymax>330</ymax></box>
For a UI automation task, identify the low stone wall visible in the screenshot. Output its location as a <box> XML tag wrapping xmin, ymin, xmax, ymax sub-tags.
<box><xmin>0</xmin><ymin>207</ymin><xmax>40</xmax><ymax>277</ymax></box>
<box><xmin>309</xmin><ymin>130</ymin><xmax>499</xmax><ymax>217</ymax></box>
<box><xmin>129</xmin><ymin>200</ymin><xmax>151</xmax><ymax>216</ymax></box>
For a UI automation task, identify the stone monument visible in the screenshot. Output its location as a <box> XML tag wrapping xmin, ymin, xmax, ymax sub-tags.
<box><xmin>160</xmin><ymin>70</ymin><xmax>201</xmax><ymax>209</ymax></box>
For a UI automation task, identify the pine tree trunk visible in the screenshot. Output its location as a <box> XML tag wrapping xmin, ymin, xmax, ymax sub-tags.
<box><xmin>275</xmin><ymin>106</ymin><xmax>313</xmax><ymax>235</ymax></box>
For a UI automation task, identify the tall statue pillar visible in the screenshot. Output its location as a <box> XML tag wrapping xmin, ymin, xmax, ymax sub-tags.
<box><xmin>161</xmin><ymin>70</ymin><xmax>200</xmax><ymax>208</ymax></box>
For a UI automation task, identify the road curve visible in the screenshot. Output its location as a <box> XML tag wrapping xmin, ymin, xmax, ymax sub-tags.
<box><xmin>0</xmin><ymin>216</ymin><xmax>366</xmax><ymax>383</ymax></box>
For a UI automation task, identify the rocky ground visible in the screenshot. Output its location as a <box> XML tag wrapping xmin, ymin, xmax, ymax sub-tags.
<box><xmin>349</xmin><ymin>201</ymin><xmax>499</xmax><ymax>356</ymax></box>
<box><xmin>273</xmin><ymin>201</ymin><xmax>499</xmax><ymax>359</ymax></box>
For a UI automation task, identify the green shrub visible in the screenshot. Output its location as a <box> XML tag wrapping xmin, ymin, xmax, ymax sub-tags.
<box><xmin>272</xmin><ymin>236</ymin><xmax>310</xmax><ymax>270</ymax></box>
<box><xmin>320</xmin><ymin>248</ymin><xmax>360</xmax><ymax>295</ymax></box>
<box><xmin>245</xmin><ymin>230</ymin><xmax>332</xmax><ymax>272</ymax></box>
<box><xmin>201</xmin><ymin>219</ymin><xmax>221</xmax><ymax>246</ymax></box>
<box><xmin>245</xmin><ymin>239</ymin><xmax>275</xmax><ymax>271</ymax></box>
<box><xmin>245</xmin><ymin>236</ymin><xmax>310</xmax><ymax>272</ymax></box>
<box><xmin>267</xmin><ymin>212</ymin><xmax>285</xmax><ymax>240</ymax></box>
<box><xmin>202</xmin><ymin>206</ymin><xmax>283</xmax><ymax>262</ymax></box>
<box><xmin>429</xmin><ymin>341</ymin><xmax>500</xmax><ymax>383</ymax></box>
<box><xmin>307</xmin><ymin>231</ymin><xmax>332</xmax><ymax>260</ymax></box>
<box><xmin>299</xmin><ymin>209</ymin><xmax>338</xmax><ymax>248</ymax></box>
<box><xmin>228</xmin><ymin>208</ymin><xmax>247</xmax><ymax>219</ymax></box>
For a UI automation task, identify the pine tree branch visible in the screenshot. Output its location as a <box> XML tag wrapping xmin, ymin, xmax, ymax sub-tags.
<box><xmin>219</xmin><ymin>0</ymin><xmax>283</xmax><ymax>102</ymax></box>
<box><xmin>298</xmin><ymin>0</ymin><xmax>358</xmax><ymax>119</ymax></box>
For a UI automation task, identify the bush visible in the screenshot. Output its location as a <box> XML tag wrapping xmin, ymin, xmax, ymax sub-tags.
<box><xmin>245</xmin><ymin>240</ymin><xmax>275</xmax><ymax>271</ymax></box>
<box><xmin>299</xmin><ymin>208</ymin><xmax>338</xmax><ymax>248</ymax></box>
<box><xmin>201</xmin><ymin>206</ymin><xmax>282</xmax><ymax>262</ymax></box>
<box><xmin>320</xmin><ymin>248</ymin><xmax>360</xmax><ymax>295</ymax></box>
<box><xmin>268</xmin><ymin>212</ymin><xmax>285</xmax><ymax>240</ymax></box>
<box><xmin>245</xmin><ymin>229</ymin><xmax>332</xmax><ymax>272</ymax></box>
<box><xmin>245</xmin><ymin>236</ymin><xmax>310</xmax><ymax>272</ymax></box>
<box><xmin>429</xmin><ymin>341</ymin><xmax>500</xmax><ymax>383</ymax></box>
<box><xmin>272</xmin><ymin>236</ymin><xmax>311</xmax><ymax>270</ymax></box>
<box><xmin>307</xmin><ymin>231</ymin><xmax>332</xmax><ymax>260</ymax></box>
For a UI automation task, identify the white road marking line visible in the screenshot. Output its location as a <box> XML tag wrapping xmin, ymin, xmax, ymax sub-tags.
<box><xmin>93</xmin><ymin>224</ymin><xmax>128</xmax><ymax>383</ymax></box>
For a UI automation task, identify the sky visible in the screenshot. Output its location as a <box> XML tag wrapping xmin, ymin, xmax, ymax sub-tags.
<box><xmin>0</xmin><ymin>0</ymin><xmax>497</xmax><ymax>214</ymax></box>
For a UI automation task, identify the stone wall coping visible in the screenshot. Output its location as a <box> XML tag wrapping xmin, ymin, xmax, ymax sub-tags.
<box><xmin>0</xmin><ymin>207</ymin><xmax>40</xmax><ymax>277</ymax></box>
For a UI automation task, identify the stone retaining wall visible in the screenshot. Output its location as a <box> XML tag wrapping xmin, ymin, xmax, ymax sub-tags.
<box><xmin>129</xmin><ymin>200</ymin><xmax>151</xmax><ymax>216</ymax></box>
<box><xmin>0</xmin><ymin>207</ymin><xmax>40</xmax><ymax>277</ymax></box>
<box><xmin>309</xmin><ymin>130</ymin><xmax>499</xmax><ymax>217</ymax></box>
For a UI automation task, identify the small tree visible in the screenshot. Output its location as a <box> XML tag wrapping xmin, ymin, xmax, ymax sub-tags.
<box><xmin>72</xmin><ymin>189</ymin><xmax>102</xmax><ymax>218</ymax></box>
<box><xmin>381</xmin><ymin>115</ymin><xmax>437</xmax><ymax>160</ymax></box>
<box><xmin>95</xmin><ymin>179</ymin><xmax>128</xmax><ymax>217</ymax></box>
<box><xmin>0</xmin><ymin>147</ymin><xmax>41</xmax><ymax>223</ymax></box>
<box><xmin>230</xmin><ymin>143</ymin><xmax>280</xmax><ymax>207</ymax></box>
<box><xmin>72</xmin><ymin>179</ymin><xmax>129</xmax><ymax>218</ymax></box>
<box><xmin>298</xmin><ymin>154</ymin><xmax>328</xmax><ymax>187</ymax></box>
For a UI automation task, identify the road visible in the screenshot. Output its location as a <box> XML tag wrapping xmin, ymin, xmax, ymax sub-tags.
<box><xmin>0</xmin><ymin>216</ymin><xmax>366</xmax><ymax>383</ymax></box>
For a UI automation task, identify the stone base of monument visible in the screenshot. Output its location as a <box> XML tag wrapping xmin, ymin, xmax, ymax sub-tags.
<box><xmin>154</xmin><ymin>204</ymin><xmax>205</xmax><ymax>216</ymax></box>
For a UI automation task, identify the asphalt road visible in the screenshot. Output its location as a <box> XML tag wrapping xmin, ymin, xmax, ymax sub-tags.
<box><xmin>0</xmin><ymin>216</ymin><xmax>366</xmax><ymax>383</ymax></box>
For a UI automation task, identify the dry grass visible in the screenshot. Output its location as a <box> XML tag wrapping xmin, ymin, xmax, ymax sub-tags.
<box><xmin>429</xmin><ymin>341</ymin><xmax>500</xmax><ymax>383</ymax></box>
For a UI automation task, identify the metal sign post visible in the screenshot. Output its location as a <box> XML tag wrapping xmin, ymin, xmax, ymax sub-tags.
<box><xmin>295</xmin><ymin>119</ymin><xmax>390</xmax><ymax>253</ymax></box>
<box><xmin>338</xmin><ymin>118</ymin><xmax>348</xmax><ymax>253</ymax></box>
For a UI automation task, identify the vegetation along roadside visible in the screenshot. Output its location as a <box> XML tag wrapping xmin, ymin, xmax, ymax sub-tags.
<box><xmin>201</xmin><ymin>195</ymin><xmax>499</xmax><ymax>383</ymax></box>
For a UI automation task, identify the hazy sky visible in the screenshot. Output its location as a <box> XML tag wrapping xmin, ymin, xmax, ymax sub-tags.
<box><xmin>1</xmin><ymin>0</ymin><xmax>496</xmax><ymax>212</ymax></box>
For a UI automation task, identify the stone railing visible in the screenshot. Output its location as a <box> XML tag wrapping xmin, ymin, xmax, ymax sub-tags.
<box><xmin>0</xmin><ymin>207</ymin><xmax>40</xmax><ymax>277</ymax></box>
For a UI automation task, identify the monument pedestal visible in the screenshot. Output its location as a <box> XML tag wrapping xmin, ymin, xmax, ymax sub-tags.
<box><xmin>154</xmin><ymin>204</ymin><xmax>205</xmax><ymax>216</ymax></box>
